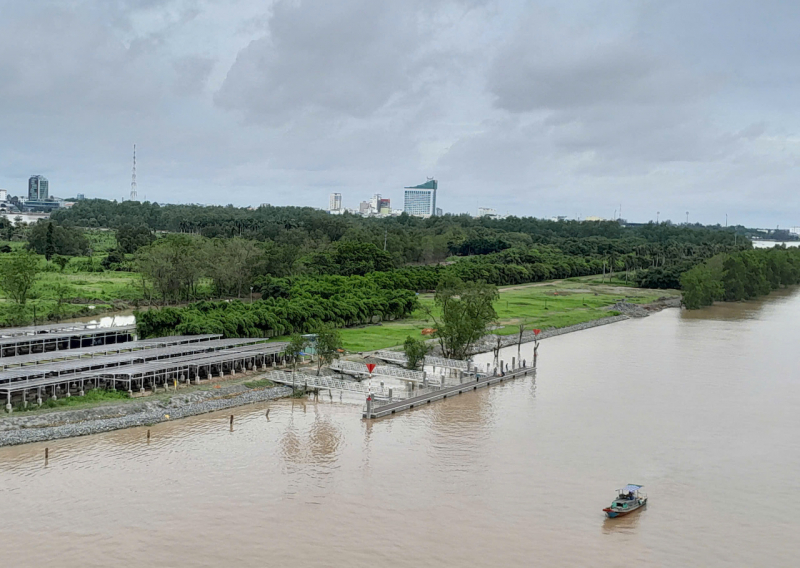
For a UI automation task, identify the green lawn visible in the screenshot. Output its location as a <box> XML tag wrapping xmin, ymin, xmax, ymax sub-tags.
<box><xmin>338</xmin><ymin>278</ymin><xmax>679</xmax><ymax>352</ymax></box>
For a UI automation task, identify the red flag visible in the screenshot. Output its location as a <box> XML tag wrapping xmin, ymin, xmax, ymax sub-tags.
<box><xmin>366</xmin><ymin>363</ymin><xmax>376</xmax><ymax>373</ymax></box>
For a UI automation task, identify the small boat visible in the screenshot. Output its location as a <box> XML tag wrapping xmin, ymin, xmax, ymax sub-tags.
<box><xmin>603</xmin><ymin>484</ymin><xmax>647</xmax><ymax>518</ymax></box>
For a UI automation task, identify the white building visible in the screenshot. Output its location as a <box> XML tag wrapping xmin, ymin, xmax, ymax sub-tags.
<box><xmin>329</xmin><ymin>193</ymin><xmax>342</xmax><ymax>212</ymax></box>
<box><xmin>403</xmin><ymin>179</ymin><xmax>437</xmax><ymax>217</ymax></box>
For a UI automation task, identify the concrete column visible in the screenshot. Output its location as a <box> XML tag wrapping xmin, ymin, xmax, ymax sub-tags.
<box><xmin>388</xmin><ymin>388</ymin><xmax>393</xmax><ymax>402</ymax></box>
<box><xmin>5</xmin><ymin>392</ymin><xmax>11</xmax><ymax>413</ymax></box>
<box><xmin>512</xmin><ymin>357</ymin><xmax>516</xmax><ymax>370</ymax></box>
<box><xmin>500</xmin><ymin>360</ymin><xmax>504</xmax><ymax>376</ymax></box>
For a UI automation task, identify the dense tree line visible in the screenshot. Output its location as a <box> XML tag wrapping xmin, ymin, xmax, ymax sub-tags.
<box><xmin>135</xmin><ymin>276</ymin><xmax>418</xmax><ymax>339</ymax></box>
<box><xmin>52</xmin><ymin>199</ymin><xmax>747</xmax><ymax>272</ymax></box>
<box><xmin>681</xmin><ymin>247</ymin><xmax>800</xmax><ymax>309</ymax></box>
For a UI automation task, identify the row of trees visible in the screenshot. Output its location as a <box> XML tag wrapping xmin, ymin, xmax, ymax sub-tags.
<box><xmin>52</xmin><ymin>198</ymin><xmax>750</xmax><ymax>270</ymax></box>
<box><xmin>681</xmin><ymin>247</ymin><xmax>800</xmax><ymax>309</ymax></box>
<box><xmin>135</xmin><ymin>276</ymin><xmax>419</xmax><ymax>339</ymax></box>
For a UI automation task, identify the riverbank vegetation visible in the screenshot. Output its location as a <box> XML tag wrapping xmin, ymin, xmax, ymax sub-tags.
<box><xmin>681</xmin><ymin>246</ymin><xmax>800</xmax><ymax>309</ymax></box>
<box><xmin>337</xmin><ymin>278</ymin><xmax>676</xmax><ymax>352</ymax></box>
<box><xmin>0</xmin><ymin>199</ymin><xmax>750</xmax><ymax>328</ymax></box>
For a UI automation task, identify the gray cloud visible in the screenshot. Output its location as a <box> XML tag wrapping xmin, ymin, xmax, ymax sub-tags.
<box><xmin>0</xmin><ymin>0</ymin><xmax>798</xmax><ymax>226</ymax></box>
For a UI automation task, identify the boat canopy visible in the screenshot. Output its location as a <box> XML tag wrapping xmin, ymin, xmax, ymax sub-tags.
<box><xmin>621</xmin><ymin>484</ymin><xmax>643</xmax><ymax>493</ymax></box>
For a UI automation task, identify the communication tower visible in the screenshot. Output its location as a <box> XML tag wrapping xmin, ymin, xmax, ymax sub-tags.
<box><xmin>130</xmin><ymin>144</ymin><xmax>138</xmax><ymax>201</ymax></box>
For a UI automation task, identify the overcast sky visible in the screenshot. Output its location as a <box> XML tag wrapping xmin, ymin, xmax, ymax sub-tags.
<box><xmin>1</xmin><ymin>0</ymin><xmax>798</xmax><ymax>227</ymax></box>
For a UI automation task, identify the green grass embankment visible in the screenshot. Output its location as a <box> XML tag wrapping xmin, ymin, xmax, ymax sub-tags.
<box><xmin>338</xmin><ymin>277</ymin><xmax>679</xmax><ymax>352</ymax></box>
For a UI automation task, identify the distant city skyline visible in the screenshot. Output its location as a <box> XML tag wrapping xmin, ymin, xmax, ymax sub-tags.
<box><xmin>1</xmin><ymin>2</ymin><xmax>799</xmax><ymax>227</ymax></box>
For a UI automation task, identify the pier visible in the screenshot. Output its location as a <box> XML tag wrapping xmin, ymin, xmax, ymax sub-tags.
<box><xmin>363</xmin><ymin>365</ymin><xmax>534</xmax><ymax>419</ymax></box>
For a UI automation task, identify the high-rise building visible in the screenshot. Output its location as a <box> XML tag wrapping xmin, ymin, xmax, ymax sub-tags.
<box><xmin>329</xmin><ymin>193</ymin><xmax>342</xmax><ymax>211</ymax></box>
<box><xmin>378</xmin><ymin>198</ymin><xmax>391</xmax><ymax>214</ymax></box>
<box><xmin>369</xmin><ymin>194</ymin><xmax>381</xmax><ymax>212</ymax></box>
<box><xmin>359</xmin><ymin>201</ymin><xmax>371</xmax><ymax>215</ymax></box>
<box><xmin>28</xmin><ymin>175</ymin><xmax>49</xmax><ymax>200</ymax></box>
<box><xmin>403</xmin><ymin>179</ymin><xmax>437</xmax><ymax>217</ymax></box>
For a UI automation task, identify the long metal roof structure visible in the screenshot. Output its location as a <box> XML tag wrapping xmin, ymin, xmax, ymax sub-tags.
<box><xmin>0</xmin><ymin>342</ymin><xmax>289</xmax><ymax>396</ymax></box>
<box><xmin>0</xmin><ymin>334</ymin><xmax>221</xmax><ymax>370</ymax></box>
<box><xmin>0</xmin><ymin>322</ymin><xmax>125</xmax><ymax>338</ymax></box>
<box><xmin>0</xmin><ymin>325</ymin><xmax>136</xmax><ymax>347</ymax></box>
<box><xmin>0</xmin><ymin>337</ymin><xmax>279</xmax><ymax>385</ymax></box>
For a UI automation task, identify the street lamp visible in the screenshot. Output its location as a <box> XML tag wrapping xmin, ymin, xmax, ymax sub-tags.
<box><xmin>250</xmin><ymin>286</ymin><xmax>254</xmax><ymax>304</ymax></box>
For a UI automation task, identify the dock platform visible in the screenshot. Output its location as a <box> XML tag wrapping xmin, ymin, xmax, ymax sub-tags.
<box><xmin>363</xmin><ymin>366</ymin><xmax>533</xmax><ymax>419</ymax></box>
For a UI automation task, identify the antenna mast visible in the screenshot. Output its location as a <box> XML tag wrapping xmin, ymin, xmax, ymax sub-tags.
<box><xmin>130</xmin><ymin>144</ymin><xmax>138</xmax><ymax>201</ymax></box>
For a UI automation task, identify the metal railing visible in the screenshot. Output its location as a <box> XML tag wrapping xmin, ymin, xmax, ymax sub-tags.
<box><xmin>371</xmin><ymin>350</ymin><xmax>471</xmax><ymax>371</ymax></box>
<box><xmin>265</xmin><ymin>371</ymin><xmax>390</xmax><ymax>396</ymax></box>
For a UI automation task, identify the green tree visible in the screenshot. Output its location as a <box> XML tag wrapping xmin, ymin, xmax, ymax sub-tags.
<box><xmin>428</xmin><ymin>276</ymin><xmax>498</xmax><ymax>359</ymax></box>
<box><xmin>286</xmin><ymin>333</ymin><xmax>308</xmax><ymax>373</ymax></box>
<box><xmin>135</xmin><ymin>234</ymin><xmax>205</xmax><ymax>303</ymax></box>
<box><xmin>52</xmin><ymin>255</ymin><xmax>70</xmax><ymax>271</ymax></box>
<box><xmin>116</xmin><ymin>224</ymin><xmax>155</xmax><ymax>254</ymax></box>
<box><xmin>51</xmin><ymin>283</ymin><xmax>74</xmax><ymax>322</ymax></box>
<box><xmin>44</xmin><ymin>222</ymin><xmax>56</xmax><ymax>260</ymax></box>
<box><xmin>0</xmin><ymin>250</ymin><xmax>41</xmax><ymax>305</ymax></box>
<box><xmin>205</xmin><ymin>238</ymin><xmax>263</xmax><ymax>298</ymax></box>
<box><xmin>314</xmin><ymin>325</ymin><xmax>343</xmax><ymax>376</ymax></box>
<box><xmin>403</xmin><ymin>335</ymin><xmax>431</xmax><ymax>370</ymax></box>
<box><xmin>27</xmin><ymin>221</ymin><xmax>89</xmax><ymax>257</ymax></box>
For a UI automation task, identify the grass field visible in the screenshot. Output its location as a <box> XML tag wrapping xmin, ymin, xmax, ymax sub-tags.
<box><xmin>338</xmin><ymin>277</ymin><xmax>679</xmax><ymax>352</ymax></box>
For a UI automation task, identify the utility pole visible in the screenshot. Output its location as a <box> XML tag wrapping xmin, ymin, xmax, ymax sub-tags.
<box><xmin>686</xmin><ymin>211</ymin><xmax>689</xmax><ymax>224</ymax></box>
<box><xmin>657</xmin><ymin>211</ymin><xmax>660</xmax><ymax>223</ymax></box>
<box><xmin>383</xmin><ymin>228</ymin><xmax>387</xmax><ymax>251</ymax></box>
<box><xmin>725</xmin><ymin>213</ymin><xmax>728</xmax><ymax>227</ymax></box>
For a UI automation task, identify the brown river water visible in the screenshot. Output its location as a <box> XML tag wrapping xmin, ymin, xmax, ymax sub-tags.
<box><xmin>1</xmin><ymin>290</ymin><xmax>799</xmax><ymax>567</ymax></box>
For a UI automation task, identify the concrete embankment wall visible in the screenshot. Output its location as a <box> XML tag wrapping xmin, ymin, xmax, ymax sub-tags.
<box><xmin>0</xmin><ymin>385</ymin><xmax>292</xmax><ymax>447</ymax></box>
<box><xmin>471</xmin><ymin>314</ymin><xmax>630</xmax><ymax>353</ymax></box>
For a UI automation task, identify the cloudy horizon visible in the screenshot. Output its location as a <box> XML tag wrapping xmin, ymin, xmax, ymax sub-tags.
<box><xmin>1</xmin><ymin>0</ymin><xmax>799</xmax><ymax>228</ymax></box>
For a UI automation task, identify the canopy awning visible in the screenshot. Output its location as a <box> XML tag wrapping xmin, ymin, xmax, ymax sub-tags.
<box><xmin>621</xmin><ymin>484</ymin><xmax>643</xmax><ymax>492</ymax></box>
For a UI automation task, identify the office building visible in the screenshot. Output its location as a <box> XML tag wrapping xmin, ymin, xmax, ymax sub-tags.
<box><xmin>403</xmin><ymin>179</ymin><xmax>437</xmax><ymax>217</ymax></box>
<box><xmin>369</xmin><ymin>194</ymin><xmax>381</xmax><ymax>212</ymax></box>
<box><xmin>329</xmin><ymin>193</ymin><xmax>342</xmax><ymax>212</ymax></box>
<box><xmin>378</xmin><ymin>198</ymin><xmax>391</xmax><ymax>215</ymax></box>
<box><xmin>359</xmin><ymin>201</ymin><xmax>371</xmax><ymax>215</ymax></box>
<box><xmin>28</xmin><ymin>175</ymin><xmax>49</xmax><ymax>200</ymax></box>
